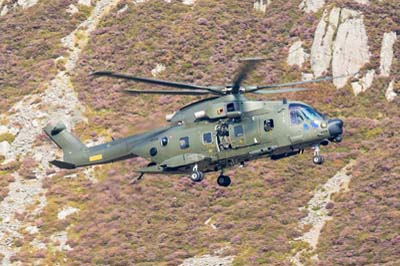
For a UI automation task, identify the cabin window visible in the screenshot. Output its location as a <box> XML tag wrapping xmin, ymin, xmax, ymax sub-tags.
<box><xmin>179</xmin><ymin>136</ymin><xmax>190</xmax><ymax>149</ymax></box>
<box><xmin>264</xmin><ymin>119</ymin><xmax>274</xmax><ymax>131</ymax></box>
<box><xmin>161</xmin><ymin>136</ymin><xmax>168</xmax><ymax>146</ymax></box>
<box><xmin>149</xmin><ymin>147</ymin><xmax>158</xmax><ymax>156</ymax></box>
<box><xmin>227</xmin><ymin>103</ymin><xmax>236</xmax><ymax>112</ymax></box>
<box><xmin>234</xmin><ymin>125</ymin><xmax>244</xmax><ymax>137</ymax></box>
<box><xmin>202</xmin><ymin>132</ymin><xmax>213</xmax><ymax>144</ymax></box>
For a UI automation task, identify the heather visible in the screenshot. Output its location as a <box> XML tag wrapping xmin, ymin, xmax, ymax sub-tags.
<box><xmin>0</xmin><ymin>0</ymin><xmax>91</xmax><ymax>113</ymax></box>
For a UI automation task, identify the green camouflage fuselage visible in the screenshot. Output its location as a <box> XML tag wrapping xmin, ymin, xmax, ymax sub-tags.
<box><xmin>44</xmin><ymin>95</ymin><xmax>337</xmax><ymax>174</ymax></box>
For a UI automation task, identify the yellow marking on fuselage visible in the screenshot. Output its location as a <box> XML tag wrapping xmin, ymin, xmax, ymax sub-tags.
<box><xmin>89</xmin><ymin>154</ymin><xmax>103</xmax><ymax>162</ymax></box>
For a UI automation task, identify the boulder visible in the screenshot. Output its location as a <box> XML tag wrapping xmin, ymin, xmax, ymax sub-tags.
<box><xmin>0</xmin><ymin>5</ymin><xmax>8</xmax><ymax>16</ymax></box>
<box><xmin>353</xmin><ymin>0</ymin><xmax>369</xmax><ymax>4</ymax></box>
<box><xmin>57</xmin><ymin>206</ymin><xmax>79</xmax><ymax>220</ymax></box>
<box><xmin>379</xmin><ymin>32</ymin><xmax>397</xmax><ymax>77</ymax></box>
<box><xmin>351</xmin><ymin>70</ymin><xmax>375</xmax><ymax>95</ymax></box>
<box><xmin>385</xmin><ymin>80</ymin><xmax>397</xmax><ymax>102</ymax></box>
<box><xmin>302</xmin><ymin>73</ymin><xmax>315</xmax><ymax>81</ymax></box>
<box><xmin>299</xmin><ymin>0</ymin><xmax>325</xmax><ymax>13</ymax></box>
<box><xmin>78</xmin><ymin>0</ymin><xmax>91</xmax><ymax>6</ymax></box>
<box><xmin>0</xmin><ymin>141</ymin><xmax>10</xmax><ymax>158</ymax></box>
<box><xmin>254</xmin><ymin>0</ymin><xmax>270</xmax><ymax>13</ymax></box>
<box><xmin>17</xmin><ymin>0</ymin><xmax>38</xmax><ymax>9</ymax></box>
<box><xmin>288</xmin><ymin>41</ymin><xmax>309</xmax><ymax>67</ymax></box>
<box><xmin>182</xmin><ymin>0</ymin><xmax>196</xmax><ymax>5</ymax></box>
<box><xmin>67</xmin><ymin>4</ymin><xmax>79</xmax><ymax>15</ymax></box>
<box><xmin>151</xmin><ymin>63</ymin><xmax>166</xmax><ymax>77</ymax></box>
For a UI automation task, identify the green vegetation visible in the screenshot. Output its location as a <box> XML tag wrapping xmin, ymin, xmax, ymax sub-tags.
<box><xmin>0</xmin><ymin>132</ymin><xmax>15</xmax><ymax>144</ymax></box>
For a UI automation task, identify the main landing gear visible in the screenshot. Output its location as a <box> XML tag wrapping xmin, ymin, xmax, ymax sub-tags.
<box><xmin>217</xmin><ymin>174</ymin><xmax>231</xmax><ymax>187</ymax></box>
<box><xmin>189</xmin><ymin>165</ymin><xmax>231</xmax><ymax>187</ymax></box>
<box><xmin>312</xmin><ymin>144</ymin><xmax>324</xmax><ymax>165</ymax></box>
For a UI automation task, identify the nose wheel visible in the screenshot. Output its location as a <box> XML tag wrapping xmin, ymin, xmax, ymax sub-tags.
<box><xmin>190</xmin><ymin>171</ymin><xmax>204</xmax><ymax>182</ymax></box>
<box><xmin>312</xmin><ymin>145</ymin><xmax>324</xmax><ymax>165</ymax></box>
<box><xmin>190</xmin><ymin>164</ymin><xmax>204</xmax><ymax>182</ymax></box>
<box><xmin>313</xmin><ymin>155</ymin><xmax>324</xmax><ymax>165</ymax></box>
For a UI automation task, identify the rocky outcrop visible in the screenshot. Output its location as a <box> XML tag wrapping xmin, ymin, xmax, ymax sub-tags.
<box><xmin>67</xmin><ymin>4</ymin><xmax>79</xmax><ymax>15</ymax></box>
<box><xmin>353</xmin><ymin>0</ymin><xmax>369</xmax><ymax>4</ymax></box>
<box><xmin>0</xmin><ymin>4</ymin><xmax>7</xmax><ymax>16</ymax></box>
<box><xmin>310</xmin><ymin>7</ymin><xmax>370</xmax><ymax>88</ymax></box>
<box><xmin>78</xmin><ymin>0</ymin><xmax>91</xmax><ymax>6</ymax></box>
<box><xmin>290</xmin><ymin>162</ymin><xmax>355</xmax><ymax>265</ymax></box>
<box><xmin>182</xmin><ymin>0</ymin><xmax>196</xmax><ymax>5</ymax></box>
<box><xmin>332</xmin><ymin>9</ymin><xmax>370</xmax><ymax>88</ymax></box>
<box><xmin>180</xmin><ymin>254</ymin><xmax>234</xmax><ymax>266</ymax></box>
<box><xmin>16</xmin><ymin>0</ymin><xmax>38</xmax><ymax>9</ymax></box>
<box><xmin>288</xmin><ymin>41</ymin><xmax>309</xmax><ymax>67</ymax></box>
<box><xmin>254</xmin><ymin>0</ymin><xmax>270</xmax><ymax>13</ymax></box>
<box><xmin>299</xmin><ymin>0</ymin><xmax>325</xmax><ymax>13</ymax></box>
<box><xmin>351</xmin><ymin>69</ymin><xmax>375</xmax><ymax>95</ymax></box>
<box><xmin>151</xmin><ymin>63</ymin><xmax>166</xmax><ymax>77</ymax></box>
<box><xmin>311</xmin><ymin>8</ymin><xmax>340</xmax><ymax>77</ymax></box>
<box><xmin>385</xmin><ymin>80</ymin><xmax>397</xmax><ymax>101</ymax></box>
<box><xmin>0</xmin><ymin>141</ymin><xmax>10</xmax><ymax>158</ymax></box>
<box><xmin>0</xmin><ymin>0</ymin><xmax>122</xmax><ymax>264</ymax></box>
<box><xmin>0</xmin><ymin>0</ymin><xmax>38</xmax><ymax>16</ymax></box>
<box><xmin>379</xmin><ymin>32</ymin><xmax>397</xmax><ymax>77</ymax></box>
<box><xmin>57</xmin><ymin>206</ymin><xmax>79</xmax><ymax>220</ymax></box>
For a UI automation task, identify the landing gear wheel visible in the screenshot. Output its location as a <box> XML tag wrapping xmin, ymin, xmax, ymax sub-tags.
<box><xmin>313</xmin><ymin>155</ymin><xmax>324</xmax><ymax>165</ymax></box>
<box><xmin>190</xmin><ymin>171</ymin><xmax>204</xmax><ymax>182</ymax></box>
<box><xmin>334</xmin><ymin>135</ymin><xmax>343</xmax><ymax>143</ymax></box>
<box><xmin>217</xmin><ymin>175</ymin><xmax>231</xmax><ymax>187</ymax></box>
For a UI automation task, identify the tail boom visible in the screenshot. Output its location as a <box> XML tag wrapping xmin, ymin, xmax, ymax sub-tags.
<box><xmin>44</xmin><ymin>122</ymin><xmax>135</xmax><ymax>169</ymax></box>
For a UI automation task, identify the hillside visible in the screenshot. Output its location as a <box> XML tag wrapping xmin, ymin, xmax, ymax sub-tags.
<box><xmin>0</xmin><ymin>0</ymin><xmax>399</xmax><ymax>265</ymax></box>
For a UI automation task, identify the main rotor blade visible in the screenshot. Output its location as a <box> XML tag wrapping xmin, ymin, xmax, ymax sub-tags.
<box><xmin>232</xmin><ymin>57</ymin><xmax>265</xmax><ymax>93</ymax></box>
<box><xmin>92</xmin><ymin>71</ymin><xmax>223</xmax><ymax>95</ymax></box>
<box><xmin>252</xmin><ymin>87</ymin><xmax>309</xmax><ymax>94</ymax></box>
<box><xmin>248</xmin><ymin>72</ymin><xmax>358</xmax><ymax>92</ymax></box>
<box><xmin>123</xmin><ymin>89</ymin><xmax>211</xmax><ymax>95</ymax></box>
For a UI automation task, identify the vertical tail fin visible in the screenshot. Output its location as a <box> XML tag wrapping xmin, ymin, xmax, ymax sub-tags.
<box><xmin>43</xmin><ymin>122</ymin><xmax>86</xmax><ymax>169</ymax></box>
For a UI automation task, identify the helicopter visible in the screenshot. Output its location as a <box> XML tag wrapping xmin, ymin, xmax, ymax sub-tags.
<box><xmin>44</xmin><ymin>58</ymin><xmax>344</xmax><ymax>187</ymax></box>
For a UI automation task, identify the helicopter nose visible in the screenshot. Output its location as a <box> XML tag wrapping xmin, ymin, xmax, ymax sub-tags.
<box><xmin>328</xmin><ymin>119</ymin><xmax>344</xmax><ymax>142</ymax></box>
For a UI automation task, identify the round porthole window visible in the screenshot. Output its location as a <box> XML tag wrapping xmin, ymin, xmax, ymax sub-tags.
<box><xmin>149</xmin><ymin>147</ymin><xmax>158</xmax><ymax>156</ymax></box>
<box><xmin>161</xmin><ymin>136</ymin><xmax>168</xmax><ymax>146</ymax></box>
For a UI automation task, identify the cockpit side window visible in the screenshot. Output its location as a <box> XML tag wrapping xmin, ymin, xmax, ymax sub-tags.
<box><xmin>290</xmin><ymin>110</ymin><xmax>304</xmax><ymax>125</ymax></box>
<box><xmin>289</xmin><ymin>103</ymin><xmax>323</xmax><ymax>125</ymax></box>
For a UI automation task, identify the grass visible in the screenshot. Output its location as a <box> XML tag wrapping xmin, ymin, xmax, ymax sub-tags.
<box><xmin>0</xmin><ymin>133</ymin><xmax>15</xmax><ymax>144</ymax></box>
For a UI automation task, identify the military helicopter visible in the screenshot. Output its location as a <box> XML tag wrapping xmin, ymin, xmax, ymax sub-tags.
<box><xmin>44</xmin><ymin>58</ymin><xmax>344</xmax><ymax>187</ymax></box>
